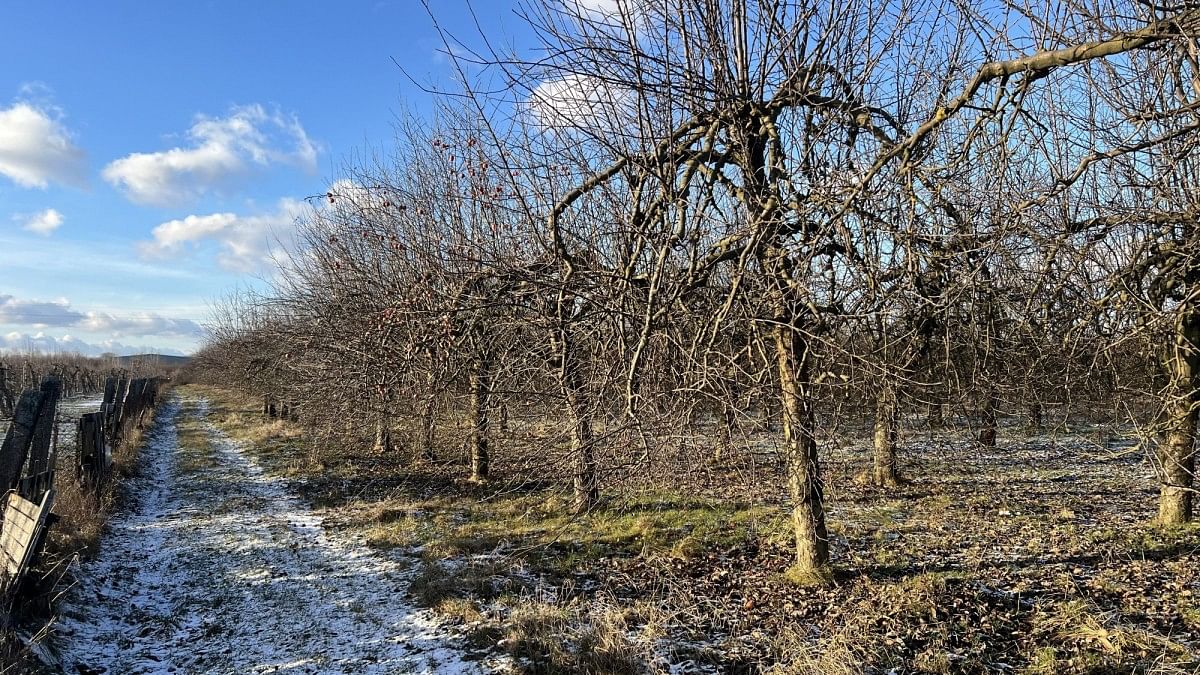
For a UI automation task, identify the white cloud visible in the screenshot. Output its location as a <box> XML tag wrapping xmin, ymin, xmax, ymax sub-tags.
<box><xmin>103</xmin><ymin>104</ymin><xmax>319</xmax><ymax>206</ymax></box>
<box><xmin>79</xmin><ymin>312</ymin><xmax>202</xmax><ymax>338</ymax></box>
<box><xmin>0</xmin><ymin>294</ymin><xmax>200</xmax><ymax>339</ymax></box>
<box><xmin>0</xmin><ymin>101</ymin><xmax>86</xmax><ymax>188</ymax></box>
<box><xmin>325</xmin><ymin>178</ymin><xmax>391</xmax><ymax>209</ymax></box>
<box><xmin>138</xmin><ymin>198</ymin><xmax>311</xmax><ymax>272</ymax></box>
<box><xmin>16</xmin><ymin>208</ymin><xmax>64</xmax><ymax>235</ymax></box>
<box><xmin>576</xmin><ymin>0</ymin><xmax>621</xmax><ymax>14</ymax></box>
<box><xmin>0</xmin><ymin>331</ymin><xmax>186</xmax><ymax>357</ymax></box>
<box><xmin>0</xmin><ymin>294</ymin><xmax>82</xmax><ymax>327</ymax></box>
<box><xmin>529</xmin><ymin>74</ymin><xmax>636</xmax><ymax>132</ymax></box>
<box><xmin>572</xmin><ymin>0</ymin><xmax>651</xmax><ymax>26</ymax></box>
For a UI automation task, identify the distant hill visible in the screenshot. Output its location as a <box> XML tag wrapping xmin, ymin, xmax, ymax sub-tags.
<box><xmin>113</xmin><ymin>354</ymin><xmax>192</xmax><ymax>368</ymax></box>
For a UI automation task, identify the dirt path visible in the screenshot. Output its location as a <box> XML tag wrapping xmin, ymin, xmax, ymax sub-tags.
<box><xmin>53</xmin><ymin>395</ymin><xmax>497</xmax><ymax>675</ymax></box>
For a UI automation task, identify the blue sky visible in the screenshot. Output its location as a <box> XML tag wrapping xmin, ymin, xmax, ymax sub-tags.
<box><xmin>0</xmin><ymin>0</ymin><xmax>533</xmax><ymax>356</ymax></box>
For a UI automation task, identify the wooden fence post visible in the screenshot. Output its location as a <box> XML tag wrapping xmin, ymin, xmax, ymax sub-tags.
<box><xmin>0</xmin><ymin>391</ymin><xmax>42</xmax><ymax>493</ymax></box>
<box><xmin>26</xmin><ymin>377</ymin><xmax>61</xmax><ymax>477</ymax></box>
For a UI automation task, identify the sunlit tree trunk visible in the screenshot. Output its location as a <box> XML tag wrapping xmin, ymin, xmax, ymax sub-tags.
<box><xmin>1158</xmin><ymin>312</ymin><xmax>1200</xmax><ymax>525</ymax></box>
<box><xmin>873</xmin><ymin>383</ymin><xmax>901</xmax><ymax>486</ymax></box>
<box><xmin>469</xmin><ymin>354</ymin><xmax>492</xmax><ymax>482</ymax></box>
<box><xmin>373</xmin><ymin>415</ymin><xmax>394</xmax><ymax>454</ymax></box>
<box><xmin>555</xmin><ymin>326</ymin><xmax>597</xmax><ymax>513</ymax></box>
<box><xmin>772</xmin><ymin>318</ymin><xmax>830</xmax><ymax>576</ymax></box>
<box><xmin>419</xmin><ymin>350</ymin><xmax>438</xmax><ymax>462</ymax></box>
<box><xmin>764</xmin><ymin>243</ymin><xmax>829</xmax><ymax>576</ymax></box>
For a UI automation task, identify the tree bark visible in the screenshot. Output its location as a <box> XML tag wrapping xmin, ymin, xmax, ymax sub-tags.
<box><xmin>469</xmin><ymin>354</ymin><xmax>492</xmax><ymax>482</ymax></box>
<box><xmin>373</xmin><ymin>415</ymin><xmax>394</xmax><ymax>454</ymax></box>
<box><xmin>419</xmin><ymin>359</ymin><xmax>438</xmax><ymax>462</ymax></box>
<box><xmin>978</xmin><ymin>390</ymin><xmax>998</xmax><ymax>448</ymax></box>
<box><xmin>927</xmin><ymin>401</ymin><xmax>944</xmax><ymax>428</ymax></box>
<box><xmin>873</xmin><ymin>383</ymin><xmax>901</xmax><ymax>486</ymax></box>
<box><xmin>773</xmin><ymin>319</ymin><xmax>830</xmax><ymax>576</ymax></box>
<box><xmin>1158</xmin><ymin>312</ymin><xmax>1200</xmax><ymax>525</ymax></box>
<box><xmin>717</xmin><ymin>401</ymin><xmax>736</xmax><ymax>462</ymax></box>
<box><xmin>556</xmin><ymin>327</ymin><xmax>597</xmax><ymax>513</ymax></box>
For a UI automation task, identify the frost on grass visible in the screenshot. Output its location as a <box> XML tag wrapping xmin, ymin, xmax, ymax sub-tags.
<box><xmin>52</xmin><ymin>395</ymin><xmax>501</xmax><ymax>674</ymax></box>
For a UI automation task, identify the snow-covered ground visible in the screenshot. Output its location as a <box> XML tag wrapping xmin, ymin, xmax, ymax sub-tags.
<box><xmin>52</xmin><ymin>395</ymin><xmax>502</xmax><ymax>674</ymax></box>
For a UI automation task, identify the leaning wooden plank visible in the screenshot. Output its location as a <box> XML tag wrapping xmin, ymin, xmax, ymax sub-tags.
<box><xmin>0</xmin><ymin>492</ymin><xmax>38</xmax><ymax>578</ymax></box>
<box><xmin>0</xmin><ymin>391</ymin><xmax>42</xmax><ymax>493</ymax></box>
<box><xmin>0</xmin><ymin>489</ymin><xmax>53</xmax><ymax>598</ymax></box>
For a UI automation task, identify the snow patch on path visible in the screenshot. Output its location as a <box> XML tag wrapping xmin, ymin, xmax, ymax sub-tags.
<box><xmin>53</xmin><ymin>395</ymin><xmax>501</xmax><ymax>674</ymax></box>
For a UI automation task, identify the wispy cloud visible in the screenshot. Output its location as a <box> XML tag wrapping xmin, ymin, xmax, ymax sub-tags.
<box><xmin>103</xmin><ymin>104</ymin><xmax>319</xmax><ymax>207</ymax></box>
<box><xmin>0</xmin><ymin>98</ymin><xmax>87</xmax><ymax>189</ymax></box>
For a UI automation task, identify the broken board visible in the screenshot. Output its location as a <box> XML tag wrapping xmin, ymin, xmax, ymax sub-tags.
<box><xmin>0</xmin><ymin>488</ymin><xmax>54</xmax><ymax>598</ymax></box>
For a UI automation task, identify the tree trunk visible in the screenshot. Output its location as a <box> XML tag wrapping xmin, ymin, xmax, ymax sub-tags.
<box><xmin>569</xmin><ymin>403</ymin><xmax>596</xmax><ymax>512</ymax></box>
<box><xmin>773</xmin><ymin>321</ymin><xmax>830</xmax><ymax>577</ymax></box>
<box><xmin>469</xmin><ymin>355</ymin><xmax>492</xmax><ymax>482</ymax></box>
<box><xmin>419</xmin><ymin>364</ymin><xmax>438</xmax><ymax>462</ymax></box>
<box><xmin>1029</xmin><ymin>401</ymin><xmax>1044</xmax><ymax>431</ymax></box>
<box><xmin>1158</xmin><ymin>313</ymin><xmax>1200</xmax><ymax>525</ymax></box>
<box><xmin>927</xmin><ymin>396</ymin><xmax>944</xmax><ymax>428</ymax></box>
<box><xmin>873</xmin><ymin>383</ymin><xmax>900</xmax><ymax>486</ymax></box>
<box><xmin>978</xmin><ymin>391</ymin><xmax>997</xmax><ymax>448</ymax></box>
<box><xmin>556</xmin><ymin>328</ymin><xmax>597</xmax><ymax>513</ymax></box>
<box><xmin>373</xmin><ymin>415</ymin><xmax>394</xmax><ymax>454</ymax></box>
<box><xmin>717</xmin><ymin>401</ymin><xmax>736</xmax><ymax>462</ymax></box>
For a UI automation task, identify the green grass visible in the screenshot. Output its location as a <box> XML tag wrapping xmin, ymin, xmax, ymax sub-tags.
<box><xmin>360</xmin><ymin>489</ymin><xmax>786</xmax><ymax>566</ymax></box>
